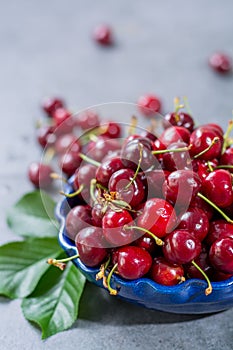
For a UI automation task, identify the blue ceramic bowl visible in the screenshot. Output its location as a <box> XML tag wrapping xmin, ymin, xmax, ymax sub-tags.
<box><xmin>56</xmin><ymin>178</ymin><xmax>233</xmax><ymax>314</ymax></box>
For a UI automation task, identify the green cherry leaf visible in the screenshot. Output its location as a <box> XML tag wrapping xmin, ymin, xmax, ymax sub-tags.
<box><xmin>7</xmin><ymin>190</ymin><xmax>58</xmax><ymax>238</ymax></box>
<box><xmin>22</xmin><ymin>261</ymin><xmax>86</xmax><ymax>339</ymax></box>
<box><xmin>0</xmin><ymin>237</ymin><xmax>62</xmax><ymax>299</ymax></box>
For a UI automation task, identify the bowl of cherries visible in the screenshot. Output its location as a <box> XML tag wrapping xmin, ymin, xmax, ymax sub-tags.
<box><xmin>47</xmin><ymin>100</ymin><xmax>233</xmax><ymax>314</ymax></box>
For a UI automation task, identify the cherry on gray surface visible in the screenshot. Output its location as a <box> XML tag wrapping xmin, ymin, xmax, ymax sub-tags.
<box><xmin>0</xmin><ymin>0</ymin><xmax>233</xmax><ymax>349</ymax></box>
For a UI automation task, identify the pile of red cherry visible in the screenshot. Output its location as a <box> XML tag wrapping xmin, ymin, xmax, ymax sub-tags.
<box><xmin>29</xmin><ymin>97</ymin><xmax>233</xmax><ymax>296</ymax></box>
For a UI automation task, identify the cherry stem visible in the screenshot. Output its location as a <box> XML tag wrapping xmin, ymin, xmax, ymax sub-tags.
<box><xmin>207</xmin><ymin>161</ymin><xmax>214</xmax><ymax>172</ymax></box>
<box><xmin>128</xmin><ymin>115</ymin><xmax>138</xmax><ymax>136</ymax></box>
<box><xmin>50</xmin><ymin>172</ymin><xmax>68</xmax><ymax>183</ymax></box>
<box><xmin>191</xmin><ymin>260</ymin><xmax>212</xmax><ymax>296</ymax></box>
<box><xmin>96</xmin><ymin>256</ymin><xmax>111</xmax><ymax>283</ymax></box>
<box><xmin>125</xmin><ymin>144</ymin><xmax>143</xmax><ymax>189</ymax></box>
<box><xmin>107</xmin><ymin>263</ymin><xmax>118</xmax><ymax>295</ymax></box>
<box><xmin>79</xmin><ymin>153</ymin><xmax>101</xmax><ymax>167</ymax></box>
<box><xmin>90</xmin><ymin>178</ymin><xmax>98</xmax><ymax>203</ymax></box>
<box><xmin>47</xmin><ymin>254</ymin><xmax>79</xmax><ymax>271</ymax></box>
<box><xmin>193</xmin><ymin>137</ymin><xmax>220</xmax><ymax>159</ymax></box>
<box><xmin>215</xmin><ymin>165</ymin><xmax>233</xmax><ymax>170</ymax></box>
<box><xmin>124</xmin><ymin>225</ymin><xmax>164</xmax><ymax>246</ymax></box>
<box><xmin>152</xmin><ymin>145</ymin><xmax>190</xmax><ymax>155</ymax></box>
<box><xmin>43</xmin><ymin>147</ymin><xmax>55</xmax><ymax>164</ymax></box>
<box><xmin>222</xmin><ymin>119</ymin><xmax>233</xmax><ymax>154</ymax></box>
<box><xmin>173</xmin><ymin>97</ymin><xmax>184</xmax><ymax>114</ymax></box>
<box><xmin>197</xmin><ymin>192</ymin><xmax>233</xmax><ymax>224</ymax></box>
<box><xmin>183</xmin><ymin>96</ymin><xmax>193</xmax><ymax>115</ymax></box>
<box><xmin>60</xmin><ymin>184</ymin><xmax>85</xmax><ymax>198</ymax></box>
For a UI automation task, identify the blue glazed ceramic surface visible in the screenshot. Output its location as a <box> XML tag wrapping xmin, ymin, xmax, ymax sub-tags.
<box><xmin>56</xmin><ymin>178</ymin><xmax>233</xmax><ymax>314</ymax></box>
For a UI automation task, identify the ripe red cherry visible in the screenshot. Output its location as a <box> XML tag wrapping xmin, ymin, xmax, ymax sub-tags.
<box><xmin>159</xmin><ymin>126</ymin><xmax>190</xmax><ymax>147</ymax></box>
<box><xmin>65</xmin><ymin>205</ymin><xmax>92</xmax><ymax>241</ymax></box>
<box><xmin>137</xmin><ymin>198</ymin><xmax>177</xmax><ymax>238</ymax></box>
<box><xmin>194</xmin><ymin>159</ymin><xmax>218</xmax><ymax>180</ymax></box>
<box><xmin>121</xmin><ymin>137</ymin><xmax>158</xmax><ymax>171</ymax></box>
<box><xmin>75</xmin><ymin>226</ymin><xmax>108</xmax><ymax>267</ymax></box>
<box><xmin>202</xmin><ymin>169</ymin><xmax>233</xmax><ymax>208</ymax></box>
<box><xmin>36</xmin><ymin>125</ymin><xmax>56</xmax><ymax>148</ymax></box>
<box><xmin>133</xmin><ymin>232</ymin><xmax>158</xmax><ymax>255</ymax></box>
<box><xmin>116</xmin><ymin>246</ymin><xmax>152</xmax><ymax>279</ymax></box>
<box><xmin>108</xmin><ymin>168</ymin><xmax>145</xmax><ymax>207</ymax></box>
<box><xmin>55</xmin><ymin>134</ymin><xmax>81</xmax><ymax>155</ymax></box>
<box><xmin>189</xmin><ymin>127</ymin><xmax>222</xmax><ymax>160</ymax></box>
<box><xmin>28</xmin><ymin>162</ymin><xmax>53</xmax><ymax>189</ymax></box>
<box><xmin>190</xmin><ymin>195</ymin><xmax>214</xmax><ymax>221</ymax></box>
<box><xmin>209</xmin><ymin>53</ymin><xmax>232</xmax><ymax>74</ymax></box>
<box><xmin>87</xmin><ymin>136</ymin><xmax>121</xmax><ymax>162</ymax></box>
<box><xmin>185</xmin><ymin>245</ymin><xmax>213</xmax><ymax>280</ymax></box>
<box><xmin>177</xmin><ymin>207</ymin><xmax>209</xmax><ymax>242</ymax></box>
<box><xmin>163</xmin><ymin>112</ymin><xmax>194</xmax><ymax>132</ymax></box>
<box><xmin>95</xmin><ymin>157</ymin><xmax>124</xmax><ymax>187</ymax></box>
<box><xmin>145</xmin><ymin>169</ymin><xmax>170</xmax><ymax>199</ymax></box>
<box><xmin>73</xmin><ymin>164</ymin><xmax>97</xmax><ymax>204</ymax></box>
<box><xmin>209</xmin><ymin>237</ymin><xmax>233</xmax><ymax>274</ymax></box>
<box><xmin>93</xmin><ymin>24</ymin><xmax>113</xmax><ymax>46</ymax></box>
<box><xmin>42</xmin><ymin>97</ymin><xmax>64</xmax><ymax>116</ymax></box>
<box><xmin>161</xmin><ymin>141</ymin><xmax>191</xmax><ymax>172</ymax></box>
<box><xmin>205</xmin><ymin>219</ymin><xmax>233</xmax><ymax>246</ymax></box>
<box><xmin>100</xmin><ymin>121</ymin><xmax>121</xmax><ymax>139</ymax></box>
<box><xmin>102</xmin><ymin>209</ymin><xmax>134</xmax><ymax>247</ymax></box>
<box><xmin>220</xmin><ymin>147</ymin><xmax>233</xmax><ymax>173</ymax></box>
<box><xmin>59</xmin><ymin>152</ymin><xmax>82</xmax><ymax>177</ymax></box>
<box><xmin>163</xmin><ymin>170</ymin><xmax>202</xmax><ymax>209</ymax></box>
<box><xmin>138</xmin><ymin>94</ymin><xmax>161</xmax><ymax>116</ymax></box>
<box><xmin>150</xmin><ymin>257</ymin><xmax>184</xmax><ymax>286</ymax></box>
<box><xmin>163</xmin><ymin>230</ymin><xmax>202</xmax><ymax>265</ymax></box>
<box><xmin>76</xmin><ymin>110</ymin><xmax>100</xmax><ymax>130</ymax></box>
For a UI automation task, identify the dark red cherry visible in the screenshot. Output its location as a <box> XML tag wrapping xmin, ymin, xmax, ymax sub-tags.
<box><xmin>200</xmin><ymin>123</ymin><xmax>224</xmax><ymax>137</ymax></box>
<box><xmin>121</xmin><ymin>137</ymin><xmax>158</xmax><ymax>171</ymax></box>
<box><xmin>193</xmin><ymin>158</ymin><xmax>218</xmax><ymax>180</ymax></box>
<box><xmin>163</xmin><ymin>170</ymin><xmax>202</xmax><ymax>209</ymax></box>
<box><xmin>76</xmin><ymin>110</ymin><xmax>100</xmax><ymax>130</ymax></box>
<box><xmin>137</xmin><ymin>198</ymin><xmax>177</xmax><ymax>238</ymax></box>
<box><xmin>73</xmin><ymin>164</ymin><xmax>97</xmax><ymax>204</ymax></box>
<box><xmin>177</xmin><ymin>207</ymin><xmax>209</xmax><ymax>242</ymax></box>
<box><xmin>87</xmin><ymin>136</ymin><xmax>121</xmax><ymax>162</ymax></box>
<box><xmin>28</xmin><ymin>162</ymin><xmax>53</xmax><ymax>189</ymax></box>
<box><xmin>52</xmin><ymin>107</ymin><xmax>71</xmax><ymax>126</ymax></box>
<box><xmin>102</xmin><ymin>210</ymin><xmax>134</xmax><ymax>247</ymax></box>
<box><xmin>190</xmin><ymin>195</ymin><xmax>214</xmax><ymax>221</ymax></box>
<box><xmin>185</xmin><ymin>245</ymin><xmax>213</xmax><ymax>280</ymax></box>
<box><xmin>211</xmin><ymin>271</ymin><xmax>233</xmax><ymax>282</ymax></box>
<box><xmin>163</xmin><ymin>112</ymin><xmax>194</xmax><ymax>132</ymax></box>
<box><xmin>55</xmin><ymin>134</ymin><xmax>81</xmax><ymax>155</ymax></box>
<box><xmin>140</xmin><ymin>130</ymin><xmax>157</xmax><ymax>142</ymax></box>
<box><xmin>145</xmin><ymin>169</ymin><xmax>170</xmax><ymax>199</ymax></box>
<box><xmin>209</xmin><ymin>52</ymin><xmax>232</xmax><ymax>74</ymax></box>
<box><xmin>108</xmin><ymin>168</ymin><xmax>145</xmax><ymax>207</ymax></box>
<box><xmin>91</xmin><ymin>203</ymin><xmax>105</xmax><ymax>227</ymax></box>
<box><xmin>75</xmin><ymin>226</ymin><xmax>108</xmax><ymax>267</ymax></box>
<box><xmin>116</xmin><ymin>246</ymin><xmax>152</xmax><ymax>279</ymax></box>
<box><xmin>100</xmin><ymin>121</ymin><xmax>121</xmax><ymax>138</ymax></box>
<box><xmin>150</xmin><ymin>257</ymin><xmax>184</xmax><ymax>286</ymax></box>
<box><xmin>161</xmin><ymin>141</ymin><xmax>191</xmax><ymax>172</ymax></box>
<box><xmin>205</xmin><ymin>220</ymin><xmax>233</xmax><ymax>246</ymax></box>
<box><xmin>96</xmin><ymin>157</ymin><xmax>124</xmax><ymax>187</ymax></box>
<box><xmin>209</xmin><ymin>237</ymin><xmax>233</xmax><ymax>274</ymax></box>
<box><xmin>159</xmin><ymin>126</ymin><xmax>190</xmax><ymax>147</ymax></box>
<box><xmin>220</xmin><ymin>147</ymin><xmax>233</xmax><ymax>173</ymax></box>
<box><xmin>93</xmin><ymin>24</ymin><xmax>113</xmax><ymax>46</ymax></box>
<box><xmin>163</xmin><ymin>229</ymin><xmax>202</xmax><ymax>264</ymax></box>
<box><xmin>138</xmin><ymin>94</ymin><xmax>161</xmax><ymax>116</ymax></box>
<box><xmin>42</xmin><ymin>97</ymin><xmax>64</xmax><ymax>117</ymax></box>
<box><xmin>189</xmin><ymin>127</ymin><xmax>222</xmax><ymax>160</ymax></box>
<box><xmin>59</xmin><ymin>152</ymin><xmax>82</xmax><ymax>177</ymax></box>
<box><xmin>36</xmin><ymin>125</ymin><xmax>56</xmax><ymax>148</ymax></box>
<box><xmin>65</xmin><ymin>205</ymin><xmax>92</xmax><ymax>241</ymax></box>
<box><xmin>133</xmin><ymin>233</ymin><xmax>157</xmax><ymax>255</ymax></box>
<box><xmin>202</xmin><ymin>169</ymin><xmax>233</xmax><ymax>208</ymax></box>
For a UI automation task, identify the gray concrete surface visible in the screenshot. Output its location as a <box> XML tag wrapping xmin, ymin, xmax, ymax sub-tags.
<box><xmin>0</xmin><ymin>1</ymin><xmax>233</xmax><ymax>349</ymax></box>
